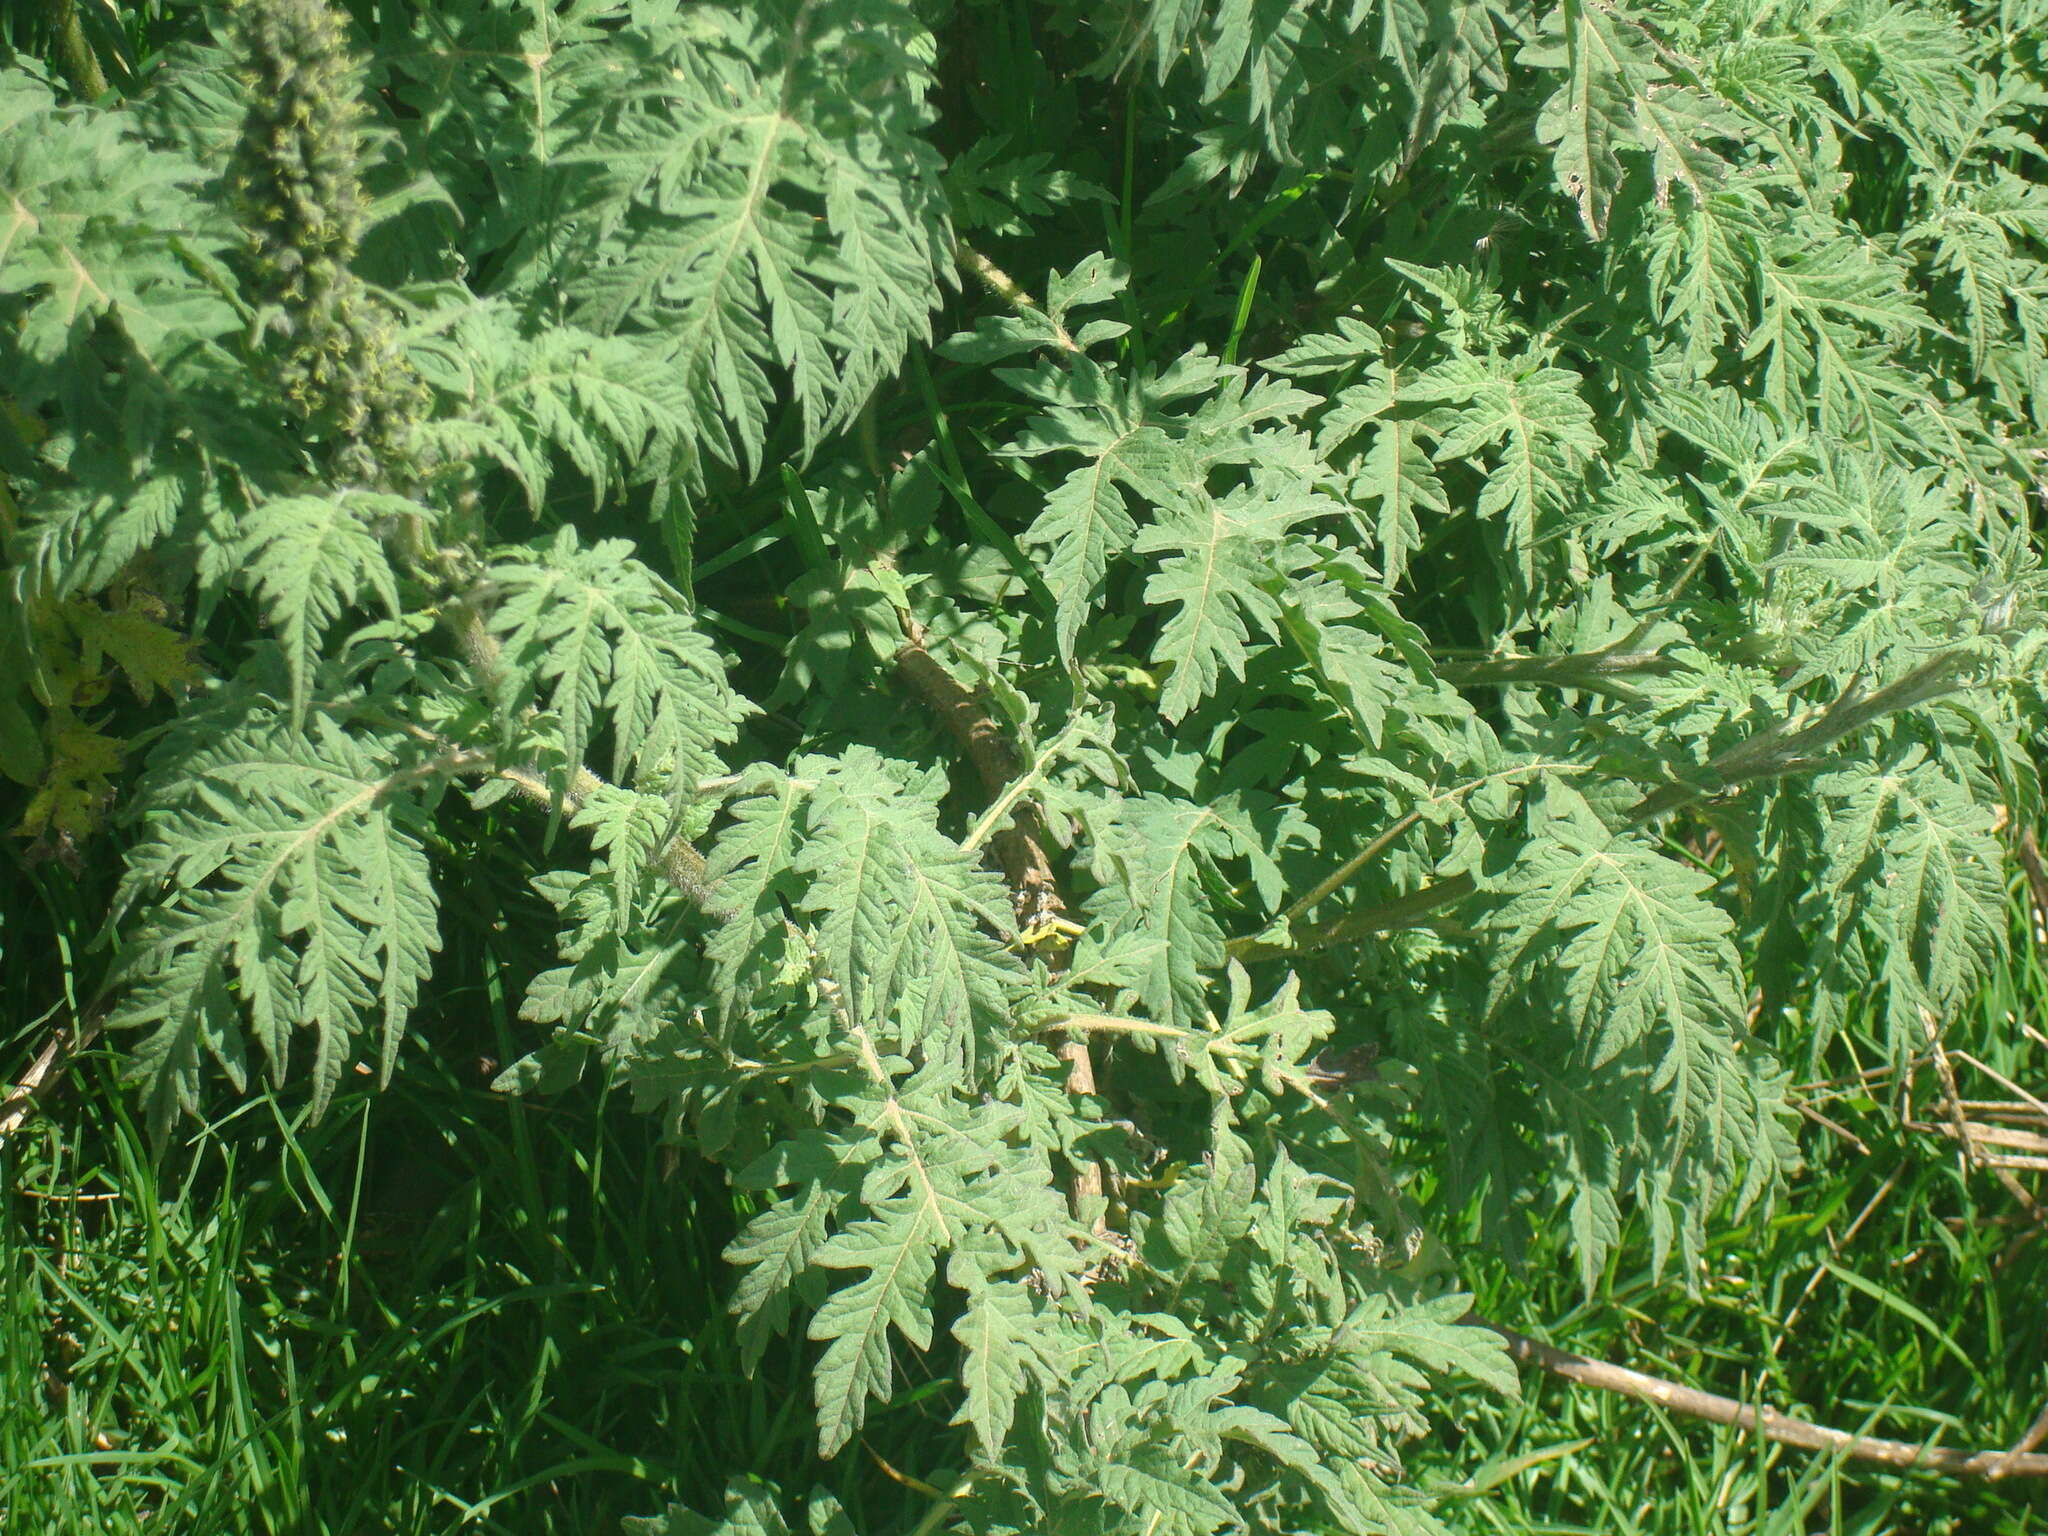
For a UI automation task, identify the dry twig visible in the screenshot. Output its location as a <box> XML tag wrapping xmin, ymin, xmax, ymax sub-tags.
<box><xmin>0</xmin><ymin>1006</ymin><xmax>101</xmax><ymax>1143</ymax></box>
<box><xmin>1485</xmin><ymin>1319</ymin><xmax>2048</xmax><ymax>1479</ymax></box>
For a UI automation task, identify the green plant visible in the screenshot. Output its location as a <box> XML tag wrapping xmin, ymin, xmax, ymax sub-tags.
<box><xmin>2</xmin><ymin>0</ymin><xmax>2045</xmax><ymax>1530</ymax></box>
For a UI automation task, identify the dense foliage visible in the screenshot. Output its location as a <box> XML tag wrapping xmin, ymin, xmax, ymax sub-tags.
<box><xmin>2</xmin><ymin>0</ymin><xmax>2045</xmax><ymax>1529</ymax></box>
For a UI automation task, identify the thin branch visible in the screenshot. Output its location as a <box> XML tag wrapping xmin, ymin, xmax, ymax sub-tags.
<box><xmin>1922</xmin><ymin>1007</ymin><xmax>1980</xmax><ymax>1176</ymax></box>
<box><xmin>1228</xmin><ymin>874</ymin><xmax>1476</xmax><ymax>964</ymax></box>
<box><xmin>1226</xmin><ymin>761</ymin><xmax>1589</xmax><ymax>961</ymax></box>
<box><xmin>1235</xmin><ymin>653</ymin><xmax>1984</xmax><ymax>964</ymax></box>
<box><xmin>381</xmin><ymin>699</ymin><xmax>723</xmax><ymax>912</ymax></box>
<box><xmin>1274</xmin><ymin>811</ymin><xmax>1425</xmax><ymax>935</ymax></box>
<box><xmin>1995</xmin><ymin>1399</ymin><xmax>2048</xmax><ymax>1480</ymax></box>
<box><xmin>1483</xmin><ymin>1318</ymin><xmax>2048</xmax><ymax>1479</ymax></box>
<box><xmin>1625</xmin><ymin>651</ymin><xmax>1977</xmax><ymax>824</ymax></box>
<box><xmin>2016</xmin><ymin>826</ymin><xmax>2048</xmax><ymax>948</ymax></box>
<box><xmin>490</xmin><ymin>760</ymin><xmax>724</xmax><ymax>917</ymax></box>
<box><xmin>1436</xmin><ymin>649</ymin><xmax>1680</xmax><ymax>703</ymax></box>
<box><xmin>1050</xmin><ymin>1003</ymin><xmax>2048</xmax><ymax>1472</ymax></box>
<box><xmin>956</xmin><ymin>241</ymin><xmax>1082</xmax><ymax>355</ymax></box>
<box><xmin>1790</xmin><ymin>1098</ymin><xmax>1871</xmax><ymax>1155</ymax></box>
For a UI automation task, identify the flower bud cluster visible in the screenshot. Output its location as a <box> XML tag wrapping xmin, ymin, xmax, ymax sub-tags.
<box><xmin>228</xmin><ymin>0</ymin><xmax>428</xmax><ymax>486</ymax></box>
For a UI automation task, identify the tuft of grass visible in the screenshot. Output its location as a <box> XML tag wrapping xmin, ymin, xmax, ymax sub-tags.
<box><xmin>0</xmin><ymin>993</ymin><xmax>790</xmax><ymax>1534</ymax></box>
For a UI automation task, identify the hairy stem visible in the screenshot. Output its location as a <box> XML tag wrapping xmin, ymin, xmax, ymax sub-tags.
<box><xmin>1230</xmin><ymin>874</ymin><xmax>1477</xmax><ymax>964</ymax></box>
<box><xmin>892</xmin><ymin>637</ymin><xmax>1064</xmax><ymax>926</ymax></box>
<box><xmin>892</xmin><ymin>628</ymin><xmax>1102</xmax><ymax>1216</ymax></box>
<box><xmin>1234</xmin><ymin>760</ymin><xmax>1590</xmax><ymax>959</ymax></box>
<box><xmin>490</xmin><ymin>762</ymin><xmax>722</xmax><ymax>914</ymax></box>
<box><xmin>1626</xmin><ymin>651</ymin><xmax>1977</xmax><ymax>823</ymax></box>
<box><xmin>1244</xmin><ymin>653</ymin><xmax>1984</xmax><ymax>963</ymax></box>
<box><xmin>1436</xmin><ymin>648</ymin><xmax>1679</xmax><ymax>702</ymax></box>
<box><xmin>48</xmin><ymin>0</ymin><xmax>108</xmax><ymax>98</ymax></box>
<box><xmin>956</xmin><ymin>240</ymin><xmax>1082</xmax><ymax>355</ymax></box>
